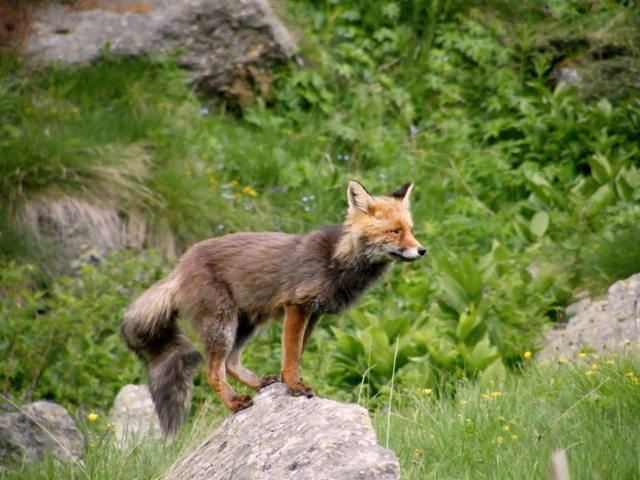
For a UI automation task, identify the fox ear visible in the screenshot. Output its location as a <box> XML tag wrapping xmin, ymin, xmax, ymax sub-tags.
<box><xmin>347</xmin><ymin>181</ymin><xmax>374</xmax><ymax>214</ymax></box>
<box><xmin>389</xmin><ymin>182</ymin><xmax>414</xmax><ymax>208</ymax></box>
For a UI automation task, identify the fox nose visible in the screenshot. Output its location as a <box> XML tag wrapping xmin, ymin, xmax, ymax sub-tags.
<box><xmin>418</xmin><ymin>247</ymin><xmax>426</xmax><ymax>256</ymax></box>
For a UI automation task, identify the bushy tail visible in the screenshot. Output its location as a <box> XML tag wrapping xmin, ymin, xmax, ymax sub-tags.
<box><xmin>121</xmin><ymin>275</ymin><xmax>202</xmax><ymax>440</ymax></box>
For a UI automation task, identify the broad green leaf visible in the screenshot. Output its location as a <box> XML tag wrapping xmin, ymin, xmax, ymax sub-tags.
<box><xmin>615</xmin><ymin>166</ymin><xmax>639</xmax><ymax>201</ymax></box>
<box><xmin>458</xmin><ymin>335</ymin><xmax>499</xmax><ymax>371</ymax></box>
<box><xmin>529</xmin><ymin>211</ymin><xmax>549</xmax><ymax>238</ymax></box>
<box><xmin>588</xmin><ymin>153</ymin><xmax>613</xmax><ymax>185</ymax></box>
<box><xmin>597</xmin><ymin>98</ymin><xmax>613</xmax><ymax>116</ymax></box>
<box><xmin>615</xmin><ymin>172</ymin><xmax>635</xmax><ymax>201</ymax></box>
<box><xmin>456</xmin><ymin>309</ymin><xmax>483</xmax><ymax>342</ymax></box>
<box><xmin>480</xmin><ymin>358</ymin><xmax>507</xmax><ymax>388</ymax></box>
<box><xmin>584</xmin><ymin>184</ymin><xmax>615</xmax><ymax>217</ymax></box>
<box><xmin>438</xmin><ymin>275</ymin><xmax>469</xmax><ymax>314</ymax></box>
<box><xmin>527</xmin><ymin>173</ymin><xmax>566</xmax><ymax>207</ymax></box>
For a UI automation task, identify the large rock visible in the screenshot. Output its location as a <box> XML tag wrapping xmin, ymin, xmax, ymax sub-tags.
<box><xmin>538</xmin><ymin>273</ymin><xmax>640</xmax><ymax>360</ymax></box>
<box><xmin>24</xmin><ymin>0</ymin><xmax>296</xmax><ymax>103</ymax></box>
<box><xmin>108</xmin><ymin>384</ymin><xmax>162</xmax><ymax>449</ymax></box>
<box><xmin>164</xmin><ymin>383</ymin><xmax>400</xmax><ymax>480</ymax></box>
<box><xmin>0</xmin><ymin>401</ymin><xmax>84</xmax><ymax>466</ymax></box>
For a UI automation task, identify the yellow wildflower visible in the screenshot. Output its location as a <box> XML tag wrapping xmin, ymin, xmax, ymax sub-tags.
<box><xmin>242</xmin><ymin>186</ymin><xmax>258</xmax><ymax>197</ymax></box>
<box><xmin>88</xmin><ymin>413</ymin><xmax>98</xmax><ymax>421</ymax></box>
<box><xmin>491</xmin><ymin>391</ymin><xmax>502</xmax><ymax>397</ymax></box>
<box><xmin>523</xmin><ymin>351</ymin><xmax>532</xmax><ymax>359</ymax></box>
<box><xmin>423</xmin><ymin>388</ymin><xmax>432</xmax><ymax>395</ymax></box>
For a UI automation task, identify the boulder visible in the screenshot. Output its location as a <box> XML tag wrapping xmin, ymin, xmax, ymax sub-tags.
<box><xmin>538</xmin><ymin>273</ymin><xmax>640</xmax><ymax>360</ymax></box>
<box><xmin>0</xmin><ymin>401</ymin><xmax>84</xmax><ymax>466</ymax></box>
<box><xmin>108</xmin><ymin>384</ymin><xmax>162</xmax><ymax>449</ymax></box>
<box><xmin>164</xmin><ymin>383</ymin><xmax>400</xmax><ymax>480</ymax></box>
<box><xmin>23</xmin><ymin>0</ymin><xmax>296</xmax><ymax>104</ymax></box>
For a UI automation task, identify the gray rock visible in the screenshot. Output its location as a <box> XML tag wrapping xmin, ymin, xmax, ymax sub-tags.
<box><xmin>538</xmin><ymin>273</ymin><xmax>640</xmax><ymax>360</ymax></box>
<box><xmin>0</xmin><ymin>401</ymin><xmax>84</xmax><ymax>466</ymax></box>
<box><xmin>164</xmin><ymin>383</ymin><xmax>400</xmax><ymax>480</ymax></box>
<box><xmin>108</xmin><ymin>384</ymin><xmax>162</xmax><ymax>449</ymax></box>
<box><xmin>24</xmin><ymin>0</ymin><xmax>295</xmax><ymax>102</ymax></box>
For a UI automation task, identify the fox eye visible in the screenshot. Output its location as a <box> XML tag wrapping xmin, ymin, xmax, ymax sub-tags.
<box><xmin>389</xmin><ymin>229</ymin><xmax>401</xmax><ymax>235</ymax></box>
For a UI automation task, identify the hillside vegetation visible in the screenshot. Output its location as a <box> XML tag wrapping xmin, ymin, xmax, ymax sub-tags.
<box><xmin>1</xmin><ymin>0</ymin><xmax>640</xmax><ymax>477</ymax></box>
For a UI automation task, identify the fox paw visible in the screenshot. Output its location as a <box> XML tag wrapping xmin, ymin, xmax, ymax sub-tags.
<box><xmin>229</xmin><ymin>394</ymin><xmax>253</xmax><ymax>413</ymax></box>
<box><xmin>259</xmin><ymin>374</ymin><xmax>281</xmax><ymax>390</ymax></box>
<box><xmin>287</xmin><ymin>382</ymin><xmax>315</xmax><ymax>398</ymax></box>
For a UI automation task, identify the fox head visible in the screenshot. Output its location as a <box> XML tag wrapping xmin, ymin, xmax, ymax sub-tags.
<box><xmin>335</xmin><ymin>181</ymin><xmax>426</xmax><ymax>263</ymax></box>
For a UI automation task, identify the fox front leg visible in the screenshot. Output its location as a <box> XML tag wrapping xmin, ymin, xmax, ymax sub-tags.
<box><xmin>281</xmin><ymin>304</ymin><xmax>314</xmax><ymax>398</ymax></box>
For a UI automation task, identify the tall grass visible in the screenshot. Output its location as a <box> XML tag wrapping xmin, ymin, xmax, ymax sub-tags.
<box><xmin>375</xmin><ymin>352</ymin><xmax>640</xmax><ymax>479</ymax></box>
<box><xmin>2</xmin><ymin>353</ymin><xmax>638</xmax><ymax>479</ymax></box>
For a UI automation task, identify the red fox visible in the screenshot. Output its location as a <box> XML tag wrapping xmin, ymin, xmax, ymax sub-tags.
<box><xmin>121</xmin><ymin>181</ymin><xmax>425</xmax><ymax>438</ymax></box>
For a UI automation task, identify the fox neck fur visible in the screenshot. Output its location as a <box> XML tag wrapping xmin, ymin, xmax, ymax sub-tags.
<box><xmin>284</xmin><ymin>224</ymin><xmax>393</xmax><ymax>315</ymax></box>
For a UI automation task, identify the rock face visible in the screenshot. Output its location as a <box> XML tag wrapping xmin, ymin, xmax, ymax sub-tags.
<box><xmin>164</xmin><ymin>383</ymin><xmax>400</xmax><ymax>480</ymax></box>
<box><xmin>538</xmin><ymin>273</ymin><xmax>640</xmax><ymax>360</ymax></box>
<box><xmin>24</xmin><ymin>0</ymin><xmax>296</xmax><ymax>103</ymax></box>
<box><xmin>0</xmin><ymin>401</ymin><xmax>84</xmax><ymax>466</ymax></box>
<box><xmin>108</xmin><ymin>384</ymin><xmax>162</xmax><ymax>449</ymax></box>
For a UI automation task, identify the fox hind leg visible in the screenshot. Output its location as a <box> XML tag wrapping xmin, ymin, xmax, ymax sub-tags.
<box><xmin>202</xmin><ymin>314</ymin><xmax>253</xmax><ymax>413</ymax></box>
<box><xmin>226</xmin><ymin>317</ymin><xmax>280</xmax><ymax>391</ymax></box>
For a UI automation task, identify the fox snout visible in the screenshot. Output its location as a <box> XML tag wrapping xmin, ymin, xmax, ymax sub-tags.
<box><xmin>387</xmin><ymin>232</ymin><xmax>426</xmax><ymax>262</ymax></box>
<box><xmin>393</xmin><ymin>245</ymin><xmax>426</xmax><ymax>262</ymax></box>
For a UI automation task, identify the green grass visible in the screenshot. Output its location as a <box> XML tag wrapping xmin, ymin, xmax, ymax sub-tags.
<box><xmin>2</xmin><ymin>354</ymin><xmax>639</xmax><ymax>479</ymax></box>
<box><xmin>375</xmin><ymin>353</ymin><xmax>640</xmax><ymax>479</ymax></box>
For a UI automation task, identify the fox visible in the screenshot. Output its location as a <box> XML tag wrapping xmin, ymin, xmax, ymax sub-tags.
<box><xmin>121</xmin><ymin>180</ymin><xmax>425</xmax><ymax>438</ymax></box>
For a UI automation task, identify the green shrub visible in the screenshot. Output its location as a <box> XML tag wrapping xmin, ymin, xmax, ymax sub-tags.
<box><xmin>0</xmin><ymin>252</ymin><xmax>169</xmax><ymax>413</ymax></box>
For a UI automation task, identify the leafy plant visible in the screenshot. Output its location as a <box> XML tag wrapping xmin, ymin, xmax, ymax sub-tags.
<box><xmin>0</xmin><ymin>252</ymin><xmax>169</xmax><ymax>413</ymax></box>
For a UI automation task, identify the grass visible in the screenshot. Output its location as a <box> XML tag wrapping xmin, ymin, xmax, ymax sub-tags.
<box><xmin>374</xmin><ymin>352</ymin><xmax>640</xmax><ymax>479</ymax></box>
<box><xmin>2</xmin><ymin>353</ymin><xmax>639</xmax><ymax>479</ymax></box>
